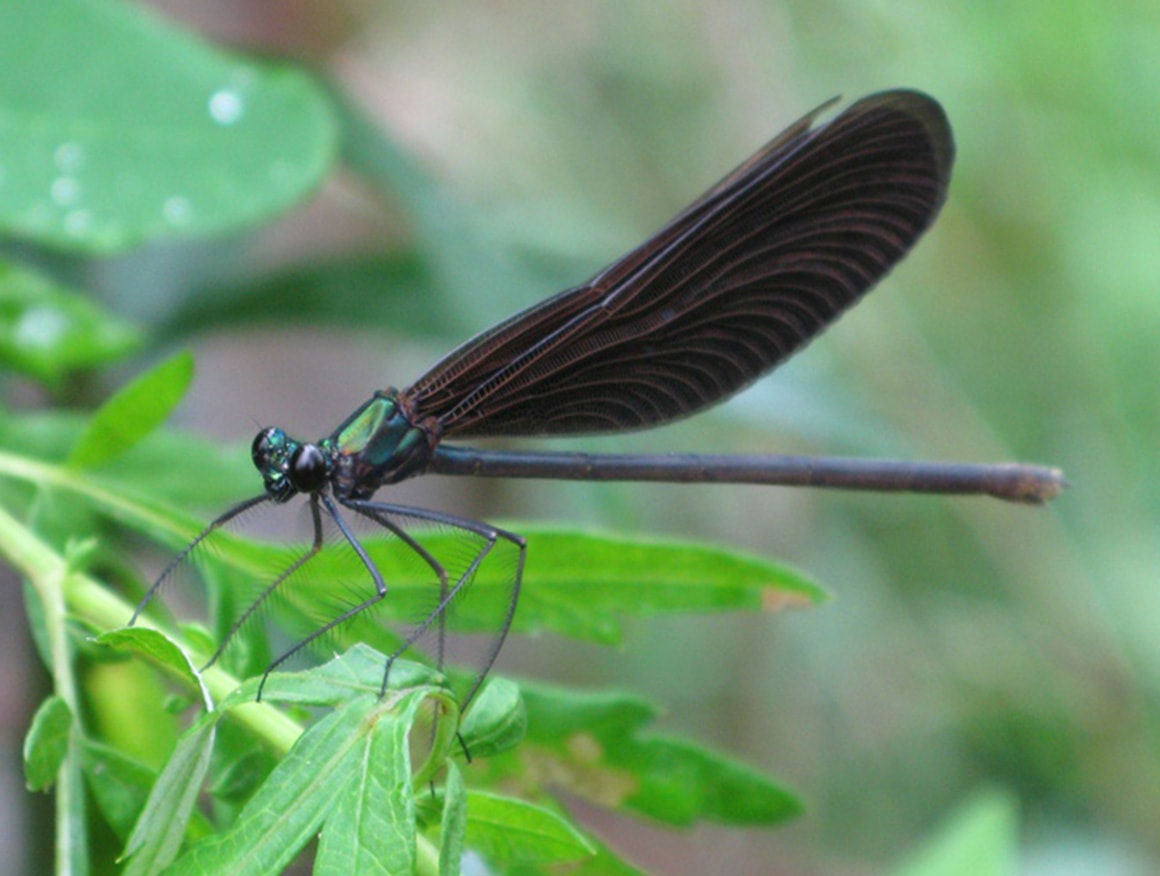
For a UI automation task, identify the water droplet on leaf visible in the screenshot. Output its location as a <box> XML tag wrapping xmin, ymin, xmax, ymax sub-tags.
<box><xmin>208</xmin><ymin>89</ymin><xmax>245</xmax><ymax>125</ymax></box>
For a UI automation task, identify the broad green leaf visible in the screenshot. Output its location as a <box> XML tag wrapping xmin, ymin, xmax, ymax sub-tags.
<box><xmin>315</xmin><ymin>690</ymin><xmax>428</xmax><ymax>876</ymax></box>
<box><xmin>438</xmin><ymin>761</ymin><xmax>468</xmax><ymax>876</ymax></box>
<box><xmin>122</xmin><ymin>715</ymin><xmax>216</xmax><ymax>875</ymax></box>
<box><xmin>99</xmin><ymin>425</ymin><xmax>254</xmax><ymax>510</ymax></box>
<box><xmin>458</xmin><ymin>678</ymin><xmax>526</xmax><ymax>759</ymax></box>
<box><xmin>23</xmin><ymin>695</ymin><xmax>72</xmax><ymax>791</ymax></box>
<box><xmin>0</xmin><ymin>259</ymin><xmax>141</xmax><ymax>385</ymax></box>
<box><xmin>519</xmin><ymin>685</ymin><xmax>657</xmax><ymax>742</ymax></box>
<box><xmin>893</xmin><ymin>791</ymin><xmax>1019</xmax><ymax>876</ymax></box>
<box><xmin>463</xmin><ymin>791</ymin><xmax>594</xmax><ymax>866</ymax></box>
<box><xmin>0</xmin><ymin>0</ymin><xmax>336</xmax><ymax>253</ymax></box>
<box><xmin>68</xmin><ymin>351</ymin><xmax>194</xmax><ymax>469</ymax></box>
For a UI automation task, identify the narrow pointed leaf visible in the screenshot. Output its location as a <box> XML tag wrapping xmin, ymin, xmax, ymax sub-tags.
<box><xmin>122</xmin><ymin>715</ymin><xmax>216</xmax><ymax>875</ymax></box>
<box><xmin>339</xmin><ymin>528</ymin><xmax>827</xmax><ymax>645</ymax></box>
<box><xmin>68</xmin><ymin>351</ymin><xmax>195</xmax><ymax>470</ymax></box>
<box><xmin>438</xmin><ymin>761</ymin><xmax>468</xmax><ymax>876</ymax></box>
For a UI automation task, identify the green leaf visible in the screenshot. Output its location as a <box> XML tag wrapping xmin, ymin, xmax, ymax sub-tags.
<box><xmin>23</xmin><ymin>695</ymin><xmax>72</xmax><ymax>791</ymax></box>
<box><xmin>278</xmin><ymin>527</ymin><xmax>825</xmax><ymax>647</ymax></box>
<box><xmin>0</xmin><ymin>441</ymin><xmax>822</xmax><ymax>650</ymax></box>
<box><xmin>0</xmin><ymin>259</ymin><xmax>141</xmax><ymax>385</ymax></box>
<box><xmin>438</xmin><ymin>761</ymin><xmax>468</xmax><ymax>876</ymax></box>
<box><xmin>168</xmin><ymin>693</ymin><xmax>426</xmax><ymax>876</ymax></box>
<box><xmin>458</xmin><ymin>678</ymin><xmax>526</xmax><ymax>759</ymax></box>
<box><xmin>509</xmin><ymin>681</ymin><xmax>802</xmax><ymax>828</ymax></box>
<box><xmin>218</xmin><ymin>645</ymin><xmax>440</xmax><ymax>710</ymax></box>
<box><xmin>520</xmin><ymin>685</ymin><xmax>658</xmax><ymax>742</ymax></box>
<box><xmin>315</xmin><ymin>691</ymin><xmax>429</xmax><ymax>876</ymax></box>
<box><xmin>612</xmin><ymin>734</ymin><xmax>801</xmax><ymax>826</ymax></box>
<box><xmin>438</xmin><ymin>528</ymin><xmax>826</xmax><ymax>644</ymax></box>
<box><xmin>68</xmin><ymin>351</ymin><xmax>195</xmax><ymax>469</ymax></box>
<box><xmin>893</xmin><ymin>791</ymin><xmax>1019</xmax><ymax>876</ymax></box>
<box><xmin>464</xmin><ymin>791</ymin><xmax>595</xmax><ymax>866</ymax></box>
<box><xmin>122</xmin><ymin>715</ymin><xmax>217</xmax><ymax>875</ymax></box>
<box><xmin>78</xmin><ymin>738</ymin><xmax>166</xmax><ymax>842</ymax></box>
<box><xmin>95</xmin><ymin>626</ymin><xmax>209</xmax><ymax>708</ymax></box>
<box><xmin>0</xmin><ymin>0</ymin><xmax>336</xmax><ymax>253</ymax></box>
<box><xmin>167</xmin><ymin>703</ymin><xmax>367</xmax><ymax>876</ymax></box>
<box><xmin>206</xmin><ymin>720</ymin><xmax>279</xmax><ymax>811</ymax></box>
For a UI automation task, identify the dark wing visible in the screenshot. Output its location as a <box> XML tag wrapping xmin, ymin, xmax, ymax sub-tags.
<box><xmin>403</xmin><ymin>90</ymin><xmax>953</xmax><ymax>438</ymax></box>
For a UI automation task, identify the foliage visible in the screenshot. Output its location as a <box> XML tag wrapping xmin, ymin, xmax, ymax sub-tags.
<box><xmin>4</xmin><ymin>0</ymin><xmax>1152</xmax><ymax>874</ymax></box>
<box><xmin>1</xmin><ymin>2</ymin><xmax>821</xmax><ymax>873</ymax></box>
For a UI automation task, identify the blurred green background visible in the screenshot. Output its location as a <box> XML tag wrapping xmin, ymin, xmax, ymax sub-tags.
<box><xmin>4</xmin><ymin>1</ymin><xmax>1160</xmax><ymax>874</ymax></box>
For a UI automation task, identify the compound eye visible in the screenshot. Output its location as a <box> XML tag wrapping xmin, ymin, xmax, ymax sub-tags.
<box><xmin>252</xmin><ymin>427</ymin><xmax>284</xmax><ymax>468</ymax></box>
<box><xmin>290</xmin><ymin>444</ymin><xmax>328</xmax><ymax>493</ymax></box>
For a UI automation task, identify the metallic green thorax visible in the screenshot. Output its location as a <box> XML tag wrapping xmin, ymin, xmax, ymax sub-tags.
<box><xmin>326</xmin><ymin>391</ymin><xmax>434</xmax><ymax>499</ymax></box>
<box><xmin>251</xmin><ymin>391</ymin><xmax>435</xmax><ymax>503</ymax></box>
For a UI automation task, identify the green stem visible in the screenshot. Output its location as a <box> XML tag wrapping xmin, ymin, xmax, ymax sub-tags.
<box><xmin>0</xmin><ymin>449</ymin><xmax>201</xmax><ymax>548</ymax></box>
<box><xmin>0</xmin><ymin>502</ymin><xmax>304</xmax><ymax>756</ymax></box>
<box><xmin>0</xmin><ymin>498</ymin><xmax>88</xmax><ymax>872</ymax></box>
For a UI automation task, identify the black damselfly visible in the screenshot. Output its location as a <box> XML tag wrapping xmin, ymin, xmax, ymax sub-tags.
<box><xmin>130</xmin><ymin>90</ymin><xmax>1065</xmax><ymax>705</ymax></box>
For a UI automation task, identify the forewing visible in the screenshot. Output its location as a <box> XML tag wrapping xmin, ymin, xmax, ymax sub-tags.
<box><xmin>405</xmin><ymin>90</ymin><xmax>953</xmax><ymax>438</ymax></box>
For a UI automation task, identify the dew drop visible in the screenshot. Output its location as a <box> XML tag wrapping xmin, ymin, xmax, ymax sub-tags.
<box><xmin>50</xmin><ymin>176</ymin><xmax>81</xmax><ymax>207</ymax></box>
<box><xmin>208</xmin><ymin>89</ymin><xmax>245</xmax><ymax>125</ymax></box>
<box><xmin>163</xmin><ymin>196</ymin><xmax>193</xmax><ymax>226</ymax></box>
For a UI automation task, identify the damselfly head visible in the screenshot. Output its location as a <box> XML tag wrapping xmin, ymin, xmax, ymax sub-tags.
<box><xmin>252</xmin><ymin>426</ymin><xmax>329</xmax><ymax>502</ymax></box>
